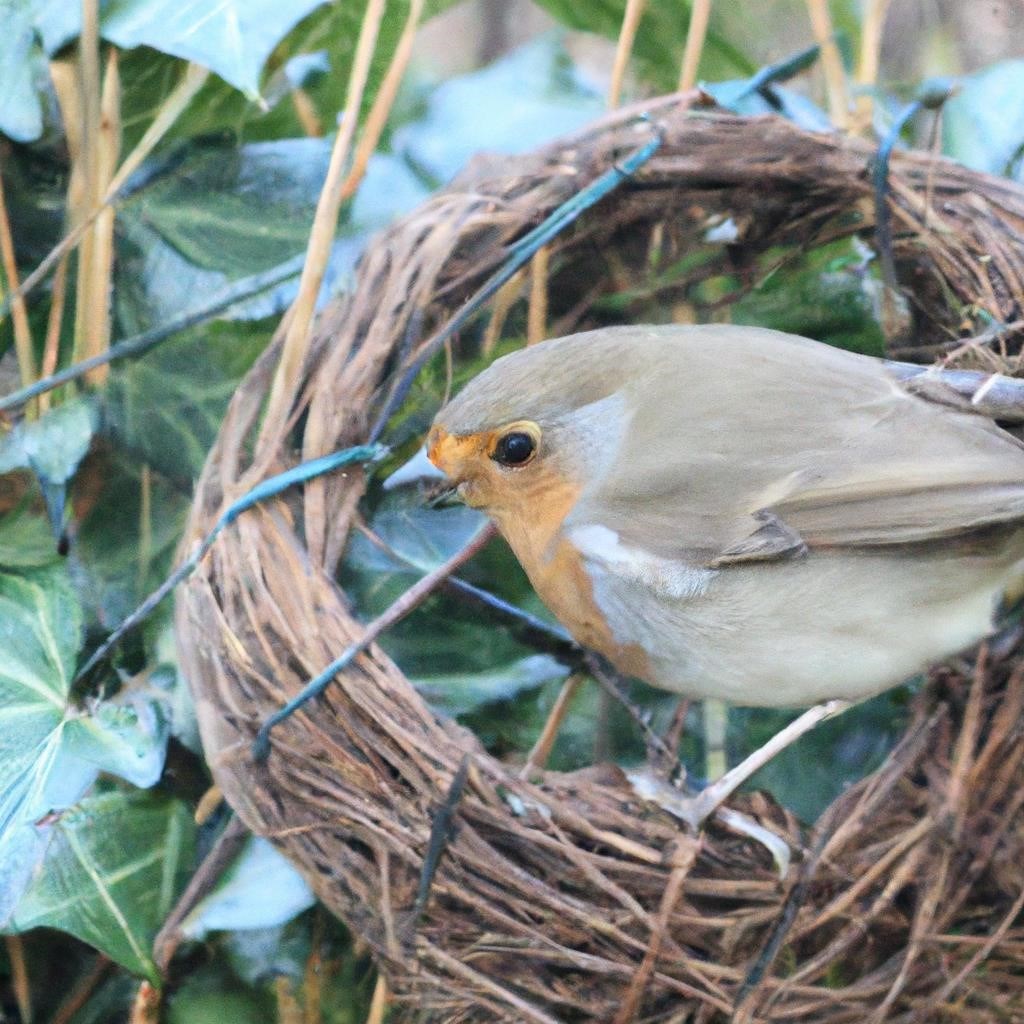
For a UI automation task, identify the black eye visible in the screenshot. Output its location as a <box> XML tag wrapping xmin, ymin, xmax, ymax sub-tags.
<box><xmin>492</xmin><ymin>431</ymin><xmax>536</xmax><ymax>467</ymax></box>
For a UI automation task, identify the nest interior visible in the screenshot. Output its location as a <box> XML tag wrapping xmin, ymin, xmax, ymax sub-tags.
<box><xmin>176</xmin><ymin>95</ymin><xmax>1024</xmax><ymax>1022</ymax></box>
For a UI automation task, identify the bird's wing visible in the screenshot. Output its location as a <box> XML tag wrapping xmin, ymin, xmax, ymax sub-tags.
<box><xmin>563</xmin><ymin>327</ymin><xmax>1024</xmax><ymax>569</ymax></box>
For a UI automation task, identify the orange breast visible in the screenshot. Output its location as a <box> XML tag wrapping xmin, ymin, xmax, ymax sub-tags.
<box><xmin>493</xmin><ymin>474</ymin><xmax>651</xmax><ymax>681</ymax></box>
<box><xmin>528</xmin><ymin>535</ymin><xmax>652</xmax><ymax>681</ymax></box>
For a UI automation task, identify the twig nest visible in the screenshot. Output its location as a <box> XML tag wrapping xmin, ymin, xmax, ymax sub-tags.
<box><xmin>177</xmin><ymin>96</ymin><xmax>1024</xmax><ymax>1021</ymax></box>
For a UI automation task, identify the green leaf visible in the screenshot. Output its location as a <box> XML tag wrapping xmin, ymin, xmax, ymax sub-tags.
<box><xmin>32</xmin><ymin>0</ymin><xmax>329</xmax><ymax>97</ymax></box>
<box><xmin>412</xmin><ymin>654</ymin><xmax>569</xmax><ymax>717</ymax></box>
<box><xmin>102</xmin><ymin>0</ymin><xmax>329</xmax><ymax>96</ymax></box>
<box><xmin>104</xmin><ymin>320</ymin><xmax>271</xmax><ymax>481</ymax></box>
<box><xmin>9</xmin><ymin>790</ymin><xmax>196</xmax><ymax>980</ymax></box>
<box><xmin>392</xmin><ymin>35</ymin><xmax>605</xmax><ymax>184</ymax></box>
<box><xmin>0</xmin><ymin>565</ymin><xmax>82</xmax><ymax>835</ymax></box>
<box><xmin>0</xmin><ymin>499</ymin><xmax>59</xmax><ymax>569</ymax></box>
<box><xmin>166</xmin><ymin>967</ymin><xmax>275</xmax><ymax>1024</ymax></box>
<box><xmin>63</xmin><ymin>693</ymin><xmax>170</xmax><ymax>789</ymax></box>
<box><xmin>730</xmin><ymin>240</ymin><xmax>887</xmax><ymax>357</ymax></box>
<box><xmin>0</xmin><ymin>397</ymin><xmax>97</xmax><ymax>481</ymax></box>
<box><xmin>943</xmin><ymin>60</ymin><xmax>1024</xmax><ymax>179</ymax></box>
<box><xmin>530</xmin><ymin>0</ymin><xmax>752</xmax><ymax>92</ymax></box>
<box><xmin>0</xmin><ymin>0</ymin><xmax>46</xmax><ymax>142</ymax></box>
<box><xmin>74</xmin><ymin>454</ymin><xmax>189</xmax><ymax>626</ymax></box>
<box><xmin>114</xmin><ymin>140</ymin><xmax>427</xmax><ymax>330</ymax></box>
<box><xmin>223</xmin><ymin>916</ymin><xmax>312</xmax><ymax>985</ymax></box>
<box><xmin>0</xmin><ymin>398</ymin><xmax>98</xmax><ymax>536</ymax></box>
<box><xmin>181</xmin><ymin>838</ymin><xmax>314</xmax><ymax>939</ymax></box>
<box><xmin>347</xmin><ymin>488</ymin><xmax>487</xmax><ymax>577</ymax></box>
<box><xmin>0</xmin><ymin>563</ymin><xmax>172</xmax><ymax>919</ymax></box>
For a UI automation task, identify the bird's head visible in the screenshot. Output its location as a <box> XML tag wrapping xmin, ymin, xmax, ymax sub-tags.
<box><xmin>426</xmin><ymin>329</ymin><xmax>640</xmax><ymax>518</ymax></box>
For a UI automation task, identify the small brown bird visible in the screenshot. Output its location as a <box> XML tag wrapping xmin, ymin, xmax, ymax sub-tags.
<box><xmin>424</xmin><ymin>324</ymin><xmax>1024</xmax><ymax>819</ymax></box>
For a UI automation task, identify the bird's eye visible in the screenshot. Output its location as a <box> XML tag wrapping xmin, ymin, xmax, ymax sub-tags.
<box><xmin>492</xmin><ymin>430</ymin><xmax>536</xmax><ymax>467</ymax></box>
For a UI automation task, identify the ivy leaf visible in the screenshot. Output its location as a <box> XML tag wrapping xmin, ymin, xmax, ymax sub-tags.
<box><xmin>8</xmin><ymin>790</ymin><xmax>196</xmax><ymax>980</ymax></box>
<box><xmin>0</xmin><ymin>398</ymin><xmax>98</xmax><ymax>537</ymax></box>
<box><xmin>530</xmin><ymin>0</ymin><xmax>752</xmax><ymax>93</ymax></box>
<box><xmin>412</xmin><ymin>654</ymin><xmax>569</xmax><ymax>717</ymax></box>
<box><xmin>0</xmin><ymin>500</ymin><xmax>59</xmax><ymax>570</ymax></box>
<box><xmin>181</xmin><ymin>838</ymin><xmax>315</xmax><ymax>938</ymax></box>
<box><xmin>0</xmin><ymin>565</ymin><xmax>82</xmax><ymax>837</ymax></box>
<box><xmin>0</xmin><ymin>564</ymin><xmax>171</xmax><ymax>919</ymax></box>
<box><xmin>31</xmin><ymin>0</ymin><xmax>330</xmax><ymax>98</ymax></box>
<box><xmin>0</xmin><ymin>0</ymin><xmax>45</xmax><ymax>142</ymax></box>
<box><xmin>943</xmin><ymin>60</ymin><xmax>1024</xmax><ymax>179</ymax></box>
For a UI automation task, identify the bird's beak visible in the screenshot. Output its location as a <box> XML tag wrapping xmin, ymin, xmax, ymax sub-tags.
<box><xmin>383</xmin><ymin>444</ymin><xmax>451</xmax><ymax>491</ymax></box>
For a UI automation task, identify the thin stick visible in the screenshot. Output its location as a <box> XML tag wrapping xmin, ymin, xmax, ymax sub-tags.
<box><xmin>128</xmin><ymin>981</ymin><xmax>160</xmax><ymax>1024</ymax></box>
<box><xmin>0</xmin><ymin>253</ymin><xmax>304</xmax><ymax>412</ymax></box>
<box><xmin>677</xmin><ymin>0</ymin><xmax>712</xmax><ymax>92</ymax></box>
<box><xmin>0</xmin><ymin>169</ymin><xmax>35</xmax><ymax>388</ymax></box>
<box><xmin>81</xmin><ymin>48</ymin><xmax>120</xmax><ymax>386</ymax></box>
<box><xmin>302</xmin><ymin>910</ymin><xmax>326</xmax><ymax>1024</ymax></box>
<box><xmin>527</xmin><ymin>245</ymin><xmax>549</xmax><ymax>345</ymax></box>
<box><xmin>613</xmin><ymin>846</ymin><xmax>696</xmax><ymax>1024</ymax></box>
<box><xmin>337</xmin><ymin>0</ymin><xmax>424</xmax><ymax>206</ymax></box>
<box><xmin>4</xmin><ymin>935</ymin><xmax>31</xmax><ymax>1023</ymax></box>
<box><xmin>38</xmin><ymin>253</ymin><xmax>69</xmax><ymax>413</ymax></box>
<box><xmin>520</xmin><ymin>673</ymin><xmax>585</xmax><ymax>778</ymax></box>
<box><xmin>854</xmin><ymin>0</ymin><xmax>891</xmax><ymax>133</ymax></box>
<box><xmin>607</xmin><ymin>0</ymin><xmax>646</xmax><ymax>108</ymax></box>
<box><xmin>703</xmin><ymin>697</ymin><xmax>727</xmax><ymax>783</ymax></box>
<box><xmin>77</xmin><ymin>444</ymin><xmax>387</xmax><ymax>682</ymax></box>
<box><xmin>152</xmin><ymin>815</ymin><xmax>248</xmax><ymax>974</ymax></box>
<box><xmin>945</xmin><ymin>643</ymin><xmax>986</xmax><ymax>835</ymax></box>
<box><xmin>137</xmin><ymin>463</ymin><xmax>152</xmax><ymax>591</ymax></box>
<box><xmin>258</xmin><ymin>0</ymin><xmax>386</xmax><ymax>452</ymax></box>
<box><xmin>291</xmin><ymin>87</ymin><xmax>323</xmax><ymax>137</ymax></box>
<box><xmin>50</xmin><ymin>956</ymin><xmax>112</xmax><ymax>1024</ymax></box>
<box><xmin>252</xmin><ymin>523</ymin><xmax>497</xmax><ymax>760</ymax></box>
<box><xmin>72</xmin><ymin>0</ymin><xmax>103</xmax><ymax>368</ymax></box>
<box><xmin>480</xmin><ymin>270</ymin><xmax>524</xmax><ymax>355</ymax></box>
<box><xmin>805</xmin><ymin>0</ymin><xmax>848</xmax><ymax>128</ymax></box>
<box><xmin>365</xmin><ymin>976</ymin><xmax>389</xmax><ymax>1024</ymax></box>
<box><xmin>411</xmin><ymin>754</ymin><xmax>471</xmax><ymax>925</ymax></box>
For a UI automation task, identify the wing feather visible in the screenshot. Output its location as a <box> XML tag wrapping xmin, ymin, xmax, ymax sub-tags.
<box><xmin>562</xmin><ymin>326</ymin><xmax>1024</xmax><ymax>568</ymax></box>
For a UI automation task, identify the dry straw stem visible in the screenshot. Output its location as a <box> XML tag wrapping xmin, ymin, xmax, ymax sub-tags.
<box><xmin>79</xmin><ymin>48</ymin><xmax>121</xmax><ymax>386</ymax></box>
<box><xmin>38</xmin><ymin>254</ymin><xmax>70</xmax><ymax>413</ymax></box>
<box><xmin>805</xmin><ymin>0</ymin><xmax>849</xmax><ymax>128</ymax></box>
<box><xmin>0</xmin><ymin>169</ymin><xmax>35</xmax><ymax>388</ymax></box>
<box><xmin>6</xmin><ymin>62</ymin><xmax>209</xmax><ymax>323</ymax></box>
<box><xmin>178</xmin><ymin>98</ymin><xmax>1024</xmax><ymax>1022</ymax></box>
<box><xmin>854</xmin><ymin>0</ymin><xmax>891</xmax><ymax>133</ymax></box>
<box><xmin>607</xmin><ymin>0</ymin><xmax>646</xmax><ymax>108</ymax></box>
<box><xmin>257</xmin><ymin>0</ymin><xmax>386</xmax><ymax>461</ymax></box>
<box><xmin>677</xmin><ymin>0</ymin><xmax>712</xmax><ymax>92</ymax></box>
<box><xmin>71</xmin><ymin>0</ymin><xmax>105</xmax><ymax>372</ymax></box>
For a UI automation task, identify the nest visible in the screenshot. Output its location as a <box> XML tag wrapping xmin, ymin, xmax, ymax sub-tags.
<box><xmin>177</xmin><ymin>95</ymin><xmax>1024</xmax><ymax>1021</ymax></box>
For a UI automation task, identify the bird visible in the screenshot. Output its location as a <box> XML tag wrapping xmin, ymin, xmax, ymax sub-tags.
<box><xmin>420</xmin><ymin>323</ymin><xmax>1024</xmax><ymax>823</ymax></box>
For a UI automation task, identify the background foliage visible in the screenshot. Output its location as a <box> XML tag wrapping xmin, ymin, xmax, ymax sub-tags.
<box><xmin>1</xmin><ymin>0</ymin><xmax>1023</xmax><ymax>1020</ymax></box>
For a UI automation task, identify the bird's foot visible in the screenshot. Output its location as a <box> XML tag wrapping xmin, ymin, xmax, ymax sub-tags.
<box><xmin>628</xmin><ymin>770</ymin><xmax>793</xmax><ymax>877</ymax></box>
<box><xmin>628</xmin><ymin>699</ymin><xmax>853</xmax><ymax>876</ymax></box>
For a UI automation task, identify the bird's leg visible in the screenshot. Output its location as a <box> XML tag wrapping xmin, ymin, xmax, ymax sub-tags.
<box><xmin>667</xmin><ymin>699</ymin><xmax>853</xmax><ymax>829</ymax></box>
<box><xmin>703</xmin><ymin>697</ymin><xmax>728</xmax><ymax>783</ymax></box>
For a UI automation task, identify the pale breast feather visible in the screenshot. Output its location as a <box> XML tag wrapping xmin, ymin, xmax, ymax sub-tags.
<box><xmin>566</xmin><ymin>523</ymin><xmax>717</xmax><ymax>600</ymax></box>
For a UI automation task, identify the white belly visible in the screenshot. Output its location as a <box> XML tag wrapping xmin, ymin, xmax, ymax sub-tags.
<box><xmin>585</xmin><ymin>544</ymin><xmax>1024</xmax><ymax>707</ymax></box>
